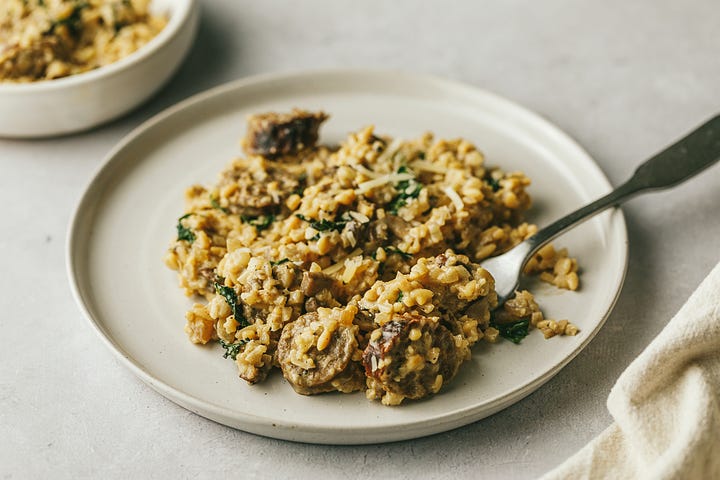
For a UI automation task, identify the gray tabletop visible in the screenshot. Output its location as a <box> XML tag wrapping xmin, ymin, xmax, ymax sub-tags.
<box><xmin>2</xmin><ymin>1</ymin><xmax>719</xmax><ymax>478</ymax></box>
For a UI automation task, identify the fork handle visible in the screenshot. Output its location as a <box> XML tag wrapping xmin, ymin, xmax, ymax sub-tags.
<box><xmin>512</xmin><ymin>114</ymin><xmax>720</xmax><ymax>287</ymax></box>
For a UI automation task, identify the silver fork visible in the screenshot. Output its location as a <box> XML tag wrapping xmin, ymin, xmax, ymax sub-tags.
<box><xmin>482</xmin><ymin>114</ymin><xmax>720</xmax><ymax>307</ymax></box>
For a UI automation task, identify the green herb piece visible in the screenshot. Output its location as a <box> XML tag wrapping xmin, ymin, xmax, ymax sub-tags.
<box><xmin>492</xmin><ymin>318</ymin><xmax>530</xmax><ymax>344</ymax></box>
<box><xmin>47</xmin><ymin>1</ymin><xmax>88</xmax><ymax>36</ymax></box>
<box><xmin>377</xmin><ymin>263</ymin><xmax>385</xmax><ymax>275</ymax></box>
<box><xmin>113</xmin><ymin>21</ymin><xmax>126</xmax><ymax>34</ymax></box>
<box><xmin>384</xmin><ymin>247</ymin><xmax>412</xmax><ymax>259</ymax></box>
<box><xmin>241</xmin><ymin>214</ymin><xmax>275</xmax><ymax>232</ymax></box>
<box><xmin>214</xmin><ymin>281</ymin><xmax>249</xmax><ymax>328</ymax></box>
<box><xmin>293</xmin><ymin>173</ymin><xmax>308</xmax><ymax>196</ymax></box>
<box><xmin>396</xmin><ymin>291</ymin><xmax>404</xmax><ymax>303</ymax></box>
<box><xmin>388</xmin><ymin>166</ymin><xmax>423</xmax><ymax>214</ymax></box>
<box><xmin>209</xmin><ymin>196</ymin><xmax>221</xmax><ymax>211</ymax></box>
<box><xmin>295</xmin><ymin>214</ymin><xmax>348</xmax><ymax>233</ymax></box>
<box><xmin>176</xmin><ymin>213</ymin><xmax>195</xmax><ymax>243</ymax></box>
<box><xmin>111</xmin><ymin>0</ymin><xmax>130</xmax><ymax>32</ymax></box>
<box><xmin>219</xmin><ymin>339</ymin><xmax>247</xmax><ymax>360</ymax></box>
<box><xmin>210</xmin><ymin>196</ymin><xmax>229</xmax><ymax>213</ymax></box>
<box><xmin>487</xmin><ymin>177</ymin><xmax>501</xmax><ymax>192</ymax></box>
<box><xmin>270</xmin><ymin>258</ymin><xmax>291</xmax><ymax>266</ymax></box>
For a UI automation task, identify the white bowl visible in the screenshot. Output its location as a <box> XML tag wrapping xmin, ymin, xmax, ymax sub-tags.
<box><xmin>0</xmin><ymin>0</ymin><xmax>199</xmax><ymax>138</ymax></box>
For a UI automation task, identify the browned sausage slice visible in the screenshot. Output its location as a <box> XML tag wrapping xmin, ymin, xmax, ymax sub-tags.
<box><xmin>242</xmin><ymin>110</ymin><xmax>328</xmax><ymax>158</ymax></box>
<box><xmin>363</xmin><ymin>312</ymin><xmax>467</xmax><ymax>404</ymax></box>
<box><xmin>277</xmin><ymin>309</ymin><xmax>364</xmax><ymax>395</ymax></box>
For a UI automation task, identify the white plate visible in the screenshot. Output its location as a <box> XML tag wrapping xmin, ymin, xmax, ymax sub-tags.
<box><xmin>67</xmin><ymin>70</ymin><xmax>628</xmax><ymax>444</ymax></box>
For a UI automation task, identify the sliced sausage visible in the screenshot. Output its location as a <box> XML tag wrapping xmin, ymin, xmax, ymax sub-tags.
<box><xmin>277</xmin><ymin>311</ymin><xmax>364</xmax><ymax>395</ymax></box>
<box><xmin>363</xmin><ymin>312</ymin><xmax>466</xmax><ymax>402</ymax></box>
<box><xmin>242</xmin><ymin>110</ymin><xmax>328</xmax><ymax>158</ymax></box>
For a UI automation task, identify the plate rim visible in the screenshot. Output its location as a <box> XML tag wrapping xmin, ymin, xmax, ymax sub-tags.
<box><xmin>66</xmin><ymin>68</ymin><xmax>629</xmax><ymax>443</ymax></box>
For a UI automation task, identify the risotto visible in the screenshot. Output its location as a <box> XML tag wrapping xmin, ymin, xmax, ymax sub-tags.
<box><xmin>164</xmin><ymin>110</ymin><xmax>580</xmax><ymax>406</ymax></box>
<box><xmin>0</xmin><ymin>0</ymin><xmax>166</xmax><ymax>82</ymax></box>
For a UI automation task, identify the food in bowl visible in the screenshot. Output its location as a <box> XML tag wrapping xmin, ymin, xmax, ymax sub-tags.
<box><xmin>164</xmin><ymin>110</ymin><xmax>580</xmax><ymax>405</ymax></box>
<box><xmin>0</xmin><ymin>0</ymin><xmax>166</xmax><ymax>82</ymax></box>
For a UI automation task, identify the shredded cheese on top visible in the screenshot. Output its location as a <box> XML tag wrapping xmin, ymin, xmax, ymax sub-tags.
<box><xmin>322</xmin><ymin>248</ymin><xmax>363</xmax><ymax>275</ymax></box>
<box><xmin>443</xmin><ymin>186</ymin><xmax>465</xmax><ymax>211</ymax></box>
<box><xmin>410</xmin><ymin>160</ymin><xmax>446</xmax><ymax>174</ymax></box>
<box><xmin>355</xmin><ymin>164</ymin><xmax>381</xmax><ymax>179</ymax></box>
<box><xmin>356</xmin><ymin>173</ymin><xmax>414</xmax><ymax>194</ymax></box>
<box><xmin>375</xmin><ymin>138</ymin><xmax>403</xmax><ymax>165</ymax></box>
<box><xmin>348</xmin><ymin>211</ymin><xmax>370</xmax><ymax>223</ymax></box>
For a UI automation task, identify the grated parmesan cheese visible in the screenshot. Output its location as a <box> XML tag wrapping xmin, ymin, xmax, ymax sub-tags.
<box><xmin>375</xmin><ymin>138</ymin><xmax>403</xmax><ymax>165</ymax></box>
<box><xmin>356</xmin><ymin>173</ymin><xmax>414</xmax><ymax>194</ymax></box>
<box><xmin>442</xmin><ymin>186</ymin><xmax>465</xmax><ymax>211</ymax></box>
<box><xmin>348</xmin><ymin>211</ymin><xmax>370</xmax><ymax>223</ymax></box>
<box><xmin>341</xmin><ymin>255</ymin><xmax>364</xmax><ymax>283</ymax></box>
<box><xmin>410</xmin><ymin>159</ymin><xmax>446</xmax><ymax>174</ymax></box>
<box><xmin>355</xmin><ymin>164</ymin><xmax>381</xmax><ymax>179</ymax></box>
<box><xmin>322</xmin><ymin>248</ymin><xmax>362</xmax><ymax>275</ymax></box>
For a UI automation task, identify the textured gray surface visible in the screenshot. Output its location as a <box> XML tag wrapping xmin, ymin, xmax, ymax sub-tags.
<box><xmin>2</xmin><ymin>1</ymin><xmax>719</xmax><ymax>478</ymax></box>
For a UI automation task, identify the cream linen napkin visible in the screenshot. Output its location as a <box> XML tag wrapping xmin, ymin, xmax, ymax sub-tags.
<box><xmin>542</xmin><ymin>261</ymin><xmax>720</xmax><ymax>480</ymax></box>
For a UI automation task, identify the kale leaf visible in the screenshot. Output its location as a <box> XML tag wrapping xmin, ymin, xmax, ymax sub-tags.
<box><xmin>47</xmin><ymin>1</ymin><xmax>88</xmax><ymax>36</ymax></box>
<box><xmin>214</xmin><ymin>281</ymin><xmax>249</xmax><ymax>328</ymax></box>
<box><xmin>241</xmin><ymin>214</ymin><xmax>275</xmax><ymax>232</ymax></box>
<box><xmin>270</xmin><ymin>258</ymin><xmax>291</xmax><ymax>266</ymax></box>
<box><xmin>210</xmin><ymin>195</ymin><xmax>229</xmax><ymax>213</ymax></box>
<box><xmin>388</xmin><ymin>166</ymin><xmax>422</xmax><ymax>214</ymax></box>
<box><xmin>219</xmin><ymin>339</ymin><xmax>247</xmax><ymax>360</ymax></box>
<box><xmin>486</xmin><ymin>176</ymin><xmax>501</xmax><ymax>192</ymax></box>
<box><xmin>384</xmin><ymin>246</ymin><xmax>412</xmax><ymax>259</ymax></box>
<box><xmin>492</xmin><ymin>318</ymin><xmax>530</xmax><ymax>344</ymax></box>
<box><xmin>176</xmin><ymin>213</ymin><xmax>195</xmax><ymax>243</ymax></box>
<box><xmin>295</xmin><ymin>213</ymin><xmax>348</xmax><ymax>233</ymax></box>
<box><xmin>293</xmin><ymin>173</ymin><xmax>308</xmax><ymax>196</ymax></box>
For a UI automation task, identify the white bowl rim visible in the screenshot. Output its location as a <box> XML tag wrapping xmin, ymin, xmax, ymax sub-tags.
<box><xmin>0</xmin><ymin>0</ymin><xmax>195</xmax><ymax>92</ymax></box>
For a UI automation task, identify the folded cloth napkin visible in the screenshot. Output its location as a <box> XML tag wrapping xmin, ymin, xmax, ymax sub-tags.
<box><xmin>542</xmin><ymin>261</ymin><xmax>720</xmax><ymax>480</ymax></box>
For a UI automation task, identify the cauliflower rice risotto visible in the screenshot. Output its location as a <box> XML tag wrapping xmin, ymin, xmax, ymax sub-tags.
<box><xmin>0</xmin><ymin>0</ymin><xmax>166</xmax><ymax>82</ymax></box>
<box><xmin>164</xmin><ymin>110</ymin><xmax>580</xmax><ymax>406</ymax></box>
